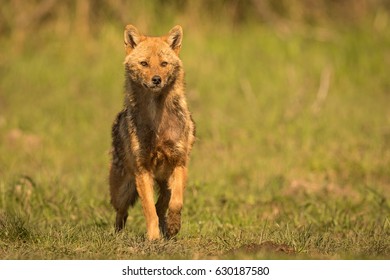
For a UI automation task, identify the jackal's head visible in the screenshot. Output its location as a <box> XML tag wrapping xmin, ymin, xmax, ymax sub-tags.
<box><xmin>123</xmin><ymin>25</ymin><xmax>183</xmax><ymax>93</ymax></box>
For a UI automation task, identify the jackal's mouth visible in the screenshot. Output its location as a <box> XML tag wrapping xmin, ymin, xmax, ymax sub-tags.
<box><xmin>143</xmin><ymin>83</ymin><xmax>163</xmax><ymax>92</ymax></box>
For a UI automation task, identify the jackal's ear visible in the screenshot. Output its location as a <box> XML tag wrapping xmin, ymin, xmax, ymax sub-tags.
<box><xmin>167</xmin><ymin>25</ymin><xmax>183</xmax><ymax>55</ymax></box>
<box><xmin>124</xmin><ymin>25</ymin><xmax>143</xmax><ymax>54</ymax></box>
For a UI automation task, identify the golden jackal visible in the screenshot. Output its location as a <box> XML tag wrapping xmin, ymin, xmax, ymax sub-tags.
<box><xmin>109</xmin><ymin>24</ymin><xmax>195</xmax><ymax>240</ymax></box>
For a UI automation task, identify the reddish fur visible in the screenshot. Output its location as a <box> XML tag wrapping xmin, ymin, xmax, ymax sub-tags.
<box><xmin>109</xmin><ymin>25</ymin><xmax>195</xmax><ymax>240</ymax></box>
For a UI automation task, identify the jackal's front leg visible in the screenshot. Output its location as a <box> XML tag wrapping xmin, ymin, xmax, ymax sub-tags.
<box><xmin>135</xmin><ymin>172</ymin><xmax>160</xmax><ymax>240</ymax></box>
<box><xmin>166</xmin><ymin>166</ymin><xmax>187</xmax><ymax>238</ymax></box>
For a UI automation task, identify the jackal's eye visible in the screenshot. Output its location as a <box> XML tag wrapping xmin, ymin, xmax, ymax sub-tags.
<box><xmin>140</xmin><ymin>61</ymin><xmax>148</xmax><ymax>67</ymax></box>
<box><xmin>160</xmin><ymin>61</ymin><xmax>168</xmax><ymax>67</ymax></box>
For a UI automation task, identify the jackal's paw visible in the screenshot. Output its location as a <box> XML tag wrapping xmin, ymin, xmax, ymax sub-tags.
<box><xmin>166</xmin><ymin>211</ymin><xmax>181</xmax><ymax>238</ymax></box>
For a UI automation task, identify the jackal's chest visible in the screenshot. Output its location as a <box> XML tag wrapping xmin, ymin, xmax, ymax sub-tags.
<box><xmin>137</xmin><ymin>118</ymin><xmax>186</xmax><ymax>172</ymax></box>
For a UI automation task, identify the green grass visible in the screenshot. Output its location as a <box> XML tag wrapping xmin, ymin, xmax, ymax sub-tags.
<box><xmin>0</xmin><ymin>22</ymin><xmax>389</xmax><ymax>259</ymax></box>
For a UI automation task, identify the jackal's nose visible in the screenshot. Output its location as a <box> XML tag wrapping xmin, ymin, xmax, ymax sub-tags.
<box><xmin>152</xmin><ymin>75</ymin><xmax>162</xmax><ymax>85</ymax></box>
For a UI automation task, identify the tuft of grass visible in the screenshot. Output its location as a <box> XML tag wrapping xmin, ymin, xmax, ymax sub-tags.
<box><xmin>0</xmin><ymin>212</ymin><xmax>33</xmax><ymax>242</ymax></box>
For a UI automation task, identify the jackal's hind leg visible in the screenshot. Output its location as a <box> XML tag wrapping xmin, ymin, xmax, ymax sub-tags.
<box><xmin>155</xmin><ymin>180</ymin><xmax>171</xmax><ymax>237</ymax></box>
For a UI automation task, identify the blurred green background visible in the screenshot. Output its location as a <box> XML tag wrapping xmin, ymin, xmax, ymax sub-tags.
<box><xmin>0</xmin><ymin>0</ymin><xmax>389</xmax><ymax>259</ymax></box>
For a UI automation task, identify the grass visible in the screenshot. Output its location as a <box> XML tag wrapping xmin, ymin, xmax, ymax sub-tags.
<box><xmin>0</xmin><ymin>21</ymin><xmax>389</xmax><ymax>259</ymax></box>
